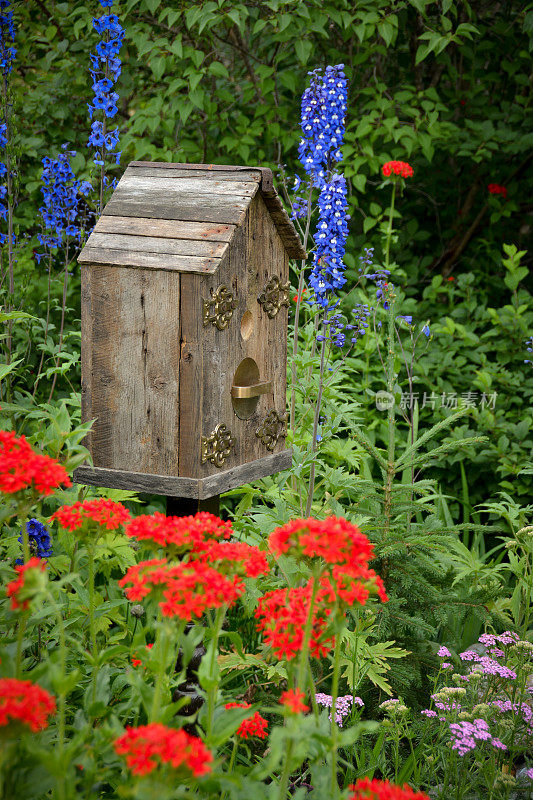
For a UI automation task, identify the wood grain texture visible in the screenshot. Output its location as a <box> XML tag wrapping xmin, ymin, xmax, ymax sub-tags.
<box><xmin>80</xmin><ymin>265</ymin><xmax>93</xmax><ymax>450</ymax></box>
<box><xmin>88</xmin><ymin>266</ymin><xmax>180</xmax><ymax>474</ymax></box>
<box><xmin>128</xmin><ymin>161</ymin><xmax>271</xmax><ymax>189</ymax></box>
<box><xmin>78</xmin><ymin>248</ymin><xmax>221</xmax><ymax>273</ymax></box>
<box><xmin>73</xmin><ymin>465</ymin><xmax>199</xmax><ymax>497</ymax></box>
<box><xmin>199</xmin><ymin>449</ymin><xmax>292</xmax><ymax>497</ymax></box>
<box><xmin>260</xmin><ymin>188</ymin><xmax>306</xmax><ymax>259</ymax></box>
<box><xmin>86</xmin><ymin>232</ymin><xmax>228</xmax><ymax>258</ymax></box>
<box><xmin>128</xmin><ymin>166</ymin><xmax>262</xmax><ymax>183</ymax></box>
<box><xmin>121</xmin><ymin>172</ymin><xmax>259</xmax><ymax>196</ymax></box>
<box><xmin>93</xmin><ymin>216</ymin><xmax>236</xmax><ymax>242</ymax></box>
<box><xmin>177</xmin><ymin>272</ymin><xmax>204</xmax><ymax>478</ymax></box>
<box><xmin>73</xmin><ymin>449</ymin><xmax>292</xmax><ymax>498</ymax></box>
<box><xmin>103</xmin><ymin>195</ymin><xmax>250</xmax><ymax>226</ymax></box>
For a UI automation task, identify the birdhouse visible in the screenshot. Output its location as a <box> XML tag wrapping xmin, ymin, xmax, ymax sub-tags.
<box><xmin>73</xmin><ymin>161</ymin><xmax>306</xmax><ymax>501</ymax></box>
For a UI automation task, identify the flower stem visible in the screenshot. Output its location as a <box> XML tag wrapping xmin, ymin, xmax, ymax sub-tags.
<box><xmin>330</xmin><ymin>619</ymin><xmax>344</xmax><ymax>799</ymax></box>
<box><xmin>87</xmin><ymin>542</ymin><xmax>97</xmax><ymax>660</ymax></box>
<box><xmin>205</xmin><ymin>606</ymin><xmax>225</xmax><ymax>744</ymax></box>
<box><xmin>150</xmin><ymin>620</ymin><xmax>171</xmax><ymax>723</ymax></box>
<box><xmin>305</xmin><ymin>331</ymin><xmax>327</xmax><ymax>517</ymax></box>
<box><xmin>296</xmin><ymin>570</ymin><xmax>320</xmax><ymax>691</ymax></box>
<box><xmin>15</xmin><ymin>611</ymin><xmax>28</xmax><ymax>678</ymax></box>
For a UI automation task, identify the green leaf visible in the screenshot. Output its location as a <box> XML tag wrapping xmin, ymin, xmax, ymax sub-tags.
<box><xmin>295</xmin><ymin>38</ymin><xmax>312</xmax><ymax>64</ymax></box>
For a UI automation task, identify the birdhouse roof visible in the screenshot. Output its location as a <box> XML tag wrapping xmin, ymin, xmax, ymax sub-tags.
<box><xmin>78</xmin><ymin>161</ymin><xmax>306</xmax><ymax>273</ymax></box>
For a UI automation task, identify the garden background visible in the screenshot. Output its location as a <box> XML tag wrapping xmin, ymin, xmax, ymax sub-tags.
<box><xmin>0</xmin><ymin>1</ymin><xmax>532</xmax><ymax>799</ymax></box>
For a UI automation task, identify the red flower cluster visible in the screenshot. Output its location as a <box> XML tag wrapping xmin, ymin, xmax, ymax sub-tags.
<box><xmin>51</xmin><ymin>499</ymin><xmax>131</xmax><ymax>532</ymax></box>
<box><xmin>255</xmin><ymin>582</ymin><xmax>334</xmax><ymax>661</ymax></box>
<box><xmin>195</xmin><ymin>541</ymin><xmax>269</xmax><ymax>578</ymax></box>
<box><xmin>268</xmin><ymin>517</ymin><xmax>374</xmax><ymax>567</ymax></box>
<box><xmin>280</xmin><ymin>689</ymin><xmax>309</xmax><ymax>714</ymax></box>
<box><xmin>0</xmin><ymin>678</ymin><xmax>56</xmax><ymax>731</ymax></box>
<box><xmin>6</xmin><ymin>557</ymin><xmax>46</xmax><ymax>610</ymax></box>
<box><xmin>487</xmin><ymin>183</ymin><xmax>507</xmax><ymax>199</ymax></box>
<box><xmin>119</xmin><ymin>558</ymin><xmax>244</xmax><ymax>619</ymax></box>
<box><xmin>225</xmin><ymin>702</ymin><xmax>268</xmax><ymax>739</ymax></box>
<box><xmin>348</xmin><ymin>778</ymin><xmax>430</xmax><ymax>800</ymax></box>
<box><xmin>124</xmin><ymin>511</ymin><xmax>232</xmax><ymax>552</ymax></box>
<box><xmin>0</xmin><ymin>430</ymin><xmax>71</xmax><ymax>496</ymax></box>
<box><xmin>114</xmin><ymin>723</ymin><xmax>212</xmax><ymax>777</ymax></box>
<box><xmin>319</xmin><ymin>565</ymin><xmax>388</xmax><ymax>607</ymax></box>
<box><xmin>382</xmin><ymin>161</ymin><xmax>413</xmax><ymax>179</ymax></box>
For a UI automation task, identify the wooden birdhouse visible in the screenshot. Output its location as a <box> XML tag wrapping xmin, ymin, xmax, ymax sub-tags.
<box><xmin>73</xmin><ymin>161</ymin><xmax>306</xmax><ymax>503</ymax></box>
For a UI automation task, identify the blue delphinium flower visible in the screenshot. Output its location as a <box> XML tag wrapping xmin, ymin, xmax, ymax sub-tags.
<box><xmin>16</xmin><ymin>519</ymin><xmax>52</xmax><ymax>564</ymax></box>
<box><xmin>0</xmin><ymin>0</ymin><xmax>16</xmax><ymax>77</ymax></box>
<box><xmin>38</xmin><ymin>146</ymin><xmax>92</xmax><ymax>250</ymax></box>
<box><xmin>88</xmin><ymin>2</ymin><xmax>124</xmax><ymax>181</ymax></box>
<box><xmin>0</xmin><ymin>2</ymin><xmax>15</xmax><ymax>243</ymax></box>
<box><xmin>422</xmin><ymin>324</ymin><xmax>430</xmax><ymax>337</ymax></box>
<box><xmin>298</xmin><ymin>64</ymin><xmax>347</xmax><ymax>188</ymax></box>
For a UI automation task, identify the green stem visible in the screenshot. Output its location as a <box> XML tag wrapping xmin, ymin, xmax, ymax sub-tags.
<box><xmin>305</xmin><ymin>332</ymin><xmax>327</xmax><ymax>517</ymax></box>
<box><xmin>330</xmin><ymin>619</ymin><xmax>344</xmax><ymax>799</ymax></box>
<box><xmin>15</xmin><ymin>612</ymin><xmax>28</xmax><ymax>678</ymax></box>
<box><xmin>384</xmin><ymin>181</ymin><xmax>396</xmax><ymax>272</ymax></box>
<box><xmin>220</xmin><ymin>738</ymin><xmax>239</xmax><ymax>800</ymax></box>
<box><xmin>150</xmin><ymin>620</ymin><xmax>173</xmax><ymax>723</ymax></box>
<box><xmin>205</xmin><ymin>606</ymin><xmax>225</xmax><ymax>744</ymax></box>
<box><xmin>87</xmin><ymin>542</ymin><xmax>97</xmax><ymax>660</ymax></box>
<box><xmin>296</xmin><ymin>570</ymin><xmax>320</xmax><ymax>690</ymax></box>
<box><xmin>50</xmin><ymin>593</ymin><xmax>67</xmax><ymax>800</ymax></box>
<box><xmin>277</xmin><ymin>739</ymin><xmax>294</xmax><ymax>800</ymax></box>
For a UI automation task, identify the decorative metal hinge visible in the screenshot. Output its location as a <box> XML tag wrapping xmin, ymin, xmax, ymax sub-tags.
<box><xmin>257</xmin><ymin>275</ymin><xmax>290</xmax><ymax>318</ymax></box>
<box><xmin>203</xmin><ymin>285</ymin><xmax>236</xmax><ymax>330</ymax></box>
<box><xmin>201</xmin><ymin>423</ymin><xmax>236</xmax><ymax>468</ymax></box>
<box><xmin>255</xmin><ymin>410</ymin><xmax>287</xmax><ymax>452</ymax></box>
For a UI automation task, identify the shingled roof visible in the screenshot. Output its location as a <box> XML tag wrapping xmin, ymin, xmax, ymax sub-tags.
<box><xmin>78</xmin><ymin>161</ymin><xmax>306</xmax><ymax>274</ymax></box>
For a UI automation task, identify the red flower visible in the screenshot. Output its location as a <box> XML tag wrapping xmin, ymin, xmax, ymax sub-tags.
<box><xmin>225</xmin><ymin>702</ymin><xmax>268</xmax><ymax>739</ymax></box>
<box><xmin>255</xmin><ymin>582</ymin><xmax>334</xmax><ymax>661</ymax></box>
<box><xmin>124</xmin><ymin>511</ymin><xmax>232</xmax><ymax>552</ymax></box>
<box><xmin>194</xmin><ymin>541</ymin><xmax>269</xmax><ymax>578</ymax></box>
<box><xmin>119</xmin><ymin>558</ymin><xmax>244</xmax><ymax>619</ymax></box>
<box><xmin>280</xmin><ymin>689</ymin><xmax>309</xmax><ymax>714</ymax></box>
<box><xmin>447</xmin><ymin>276</ymin><xmax>455</xmax><ymax>282</ymax></box>
<box><xmin>51</xmin><ymin>499</ymin><xmax>131</xmax><ymax>532</ymax></box>
<box><xmin>0</xmin><ymin>430</ymin><xmax>71</xmax><ymax>496</ymax></box>
<box><xmin>6</xmin><ymin>557</ymin><xmax>46</xmax><ymax>610</ymax></box>
<box><xmin>318</xmin><ymin>564</ymin><xmax>389</xmax><ymax>607</ymax></box>
<box><xmin>348</xmin><ymin>778</ymin><xmax>430</xmax><ymax>800</ymax></box>
<box><xmin>293</xmin><ymin>287</ymin><xmax>308</xmax><ymax>302</ymax></box>
<box><xmin>114</xmin><ymin>723</ymin><xmax>212</xmax><ymax>776</ymax></box>
<box><xmin>0</xmin><ymin>678</ymin><xmax>56</xmax><ymax>731</ymax></box>
<box><xmin>487</xmin><ymin>183</ymin><xmax>507</xmax><ymax>199</ymax></box>
<box><xmin>268</xmin><ymin>516</ymin><xmax>374</xmax><ymax>568</ymax></box>
<box><xmin>382</xmin><ymin>161</ymin><xmax>413</xmax><ymax>179</ymax></box>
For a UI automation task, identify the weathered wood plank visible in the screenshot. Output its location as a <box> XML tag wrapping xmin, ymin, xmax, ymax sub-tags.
<box><xmin>178</xmin><ymin>272</ymin><xmax>204</xmax><ymax>478</ymax></box>
<box><xmin>103</xmin><ymin>195</ymin><xmax>249</xmax><ymax>226</ymax></box>
<box><xmin>78</xmin><ymin>248</ymin><xmax>221</xmax><ymax>273</ymax></box>
<box><xmin>199</xmin><ymin>450</ymin><xmax>292</xmax><ymax>498</ymax></box>
<box><xmin>260</xmin><ymin>189</ymin><xmax>307</xmax><ymax>259</ymax></box>
<box><xmin>86</xmin><ymin>232</ymin><xmax>228</xmax><ymax>258</ymax></box>
<box><xmin>121</xmin><ymin>172</ymin><xmax>259</xmax><ymax>196</ymax></box>
<box><xmin>73</xmin><ymin>450</ymin><xmax>292</xmax><ymax>499</ymax></box>
<box><xmin>80</xmin><ymin>265</ymin><xmax>93</xmax><ymax>449</ymax></box>
<box><xmin>74</xmin><ymin>465</ymin><xmax>200</xmax><ymax>498</ymax></box>
<box><xmin>94</xmin><ymin>216</ymin><xmax>236</xmax><ymax>242</ymax></box>
<box><xmin>128</xmin><ymin>166</ymin><xmax>262</xmax><ymax>183</ymax></box>
<box><xmin>128</xmin><ymin>161</ymin><xmax>271</xmax><ymax>190</ymax></box>
<box><xmin>88</xmin><ymin>267</ymin><xmax>180</xmax><ymax>475</ymax></box>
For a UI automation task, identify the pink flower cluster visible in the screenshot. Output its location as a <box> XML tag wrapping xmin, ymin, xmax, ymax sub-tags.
<box><xmin>449</xmin><ymin>719</ymin><xmax>507</xmax><ymax>756</ymax></box>
<box><xmin>459</xmin><ymin>651</ymin><xmax>517</xmax><ymax>680</ymax></box>
<box><xmin>315</xmin><ymin>693</ymin><xmax>363</xmax><ymax>726</ymax></box>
